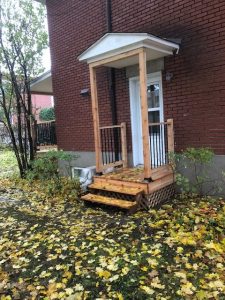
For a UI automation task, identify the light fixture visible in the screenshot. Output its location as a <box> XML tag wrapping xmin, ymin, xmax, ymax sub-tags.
<box><xmin>165</xmin><ymin>72</ymin><xmax>173</xmax><ymax>82</ymax></box>
<box><xmin>80</xmin><ymin>88</ymin><xmax>89</xmax><ymax>97</ymax></box>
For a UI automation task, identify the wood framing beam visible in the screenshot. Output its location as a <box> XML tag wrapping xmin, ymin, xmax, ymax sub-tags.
<box><xmin>139</xmin><ymin>48</ymin><xmax>152</xmax><ymax>179</ymax></box>
<box><xmin>89</xmin><ymin>66</ymin><xmax>102</xmax><ymax>173</ymax></box>
<box><xmin>89</xmin><ymin>48</ymin><xmax>141</xmax><ymax>68</ymax></box>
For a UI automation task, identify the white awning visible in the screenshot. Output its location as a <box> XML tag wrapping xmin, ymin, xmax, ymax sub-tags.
<box><xmin>30</xmin><ymin>71</ymin><xmax>53</xmax><ymax>94</ymax></box>
<box><xmin>78</xmin><ymin>33</ymin><xmax>180</xmax><ymax>68</ymax></box>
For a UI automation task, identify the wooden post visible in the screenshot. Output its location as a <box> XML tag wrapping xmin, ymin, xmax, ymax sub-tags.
<box><xmin>89</xmin><ymin>66</ymin><xmax>102</xmax><ymax>173</ymax></box>
<box><xmin>167</xmin><ymin>118</ymin><xmax>175</xmax><ymax>154</ymax></box>
<box><xmin>121</xmin><ymin>122</ymin><xmax>128</xmax><ymax>168</ymax></box>
<box><xmin>139</xmin><ymin>48</ymin><xmax>152</xmax><ymax>180</ymax></box>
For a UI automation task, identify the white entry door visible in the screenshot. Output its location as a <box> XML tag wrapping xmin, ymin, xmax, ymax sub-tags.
<box><xmin>129</xmin><ymin>72</ymin><xmax>164</xmax><ymax>166</ymax></box>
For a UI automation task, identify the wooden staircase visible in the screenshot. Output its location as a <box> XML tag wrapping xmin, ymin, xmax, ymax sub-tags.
<box><xmin>81</xmin><ymin>181</ymin><xmax>144</xmax><ymax>213</ymax></box>
<box><xmin>80</xmin><ymin>166</ymin><xmax>174</xmax><ymax>213</ymax></box>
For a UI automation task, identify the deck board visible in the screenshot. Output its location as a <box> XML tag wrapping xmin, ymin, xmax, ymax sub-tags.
<box><xmin>81</xmin><ymin>193</ymin><xmax>137</xmax><ymax>209</ymax></box>
<box><xmin>99</xmin><ymin>165</ymin><xmax>173</xmax><ymax>182</ymax></box>
<box><xmin>93</xmin><ymin>176</ymin><xmax>149</xmax><ymax>193</ymax></box>
<box><xmin>89</xmin><ymin>182</ymin><xmax>143</xmax><ymax>196</ymax></box>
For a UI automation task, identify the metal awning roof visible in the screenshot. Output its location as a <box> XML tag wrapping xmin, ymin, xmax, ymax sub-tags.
<box><xmin>78</xmin><ymin>33</ymin><xmax>180</xmax><ymax>68</ymax></box>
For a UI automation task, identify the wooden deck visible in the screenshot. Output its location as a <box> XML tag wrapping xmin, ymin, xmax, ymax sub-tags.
<box><xmin>100</xmin><ymin>165</ymin><xmax>172</xmax><ymax>183</ymax></box>
<box><xmin>81</xmin><ymin>165</ymin><xmax>174</xmax><ymax>212</ymax></box>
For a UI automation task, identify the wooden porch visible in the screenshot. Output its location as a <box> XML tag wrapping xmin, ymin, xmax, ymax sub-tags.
<box><xmin>79</xmin><ymin>33</ymin><xmax>179</xmax><ymax>212</ymax></box>
<box><xmin>82</xmin><ymin>121</ymin><xmax>175</xmax><ymax>212</ymax></box>
<box><xmin>81</xmin><ymin>119</ymin><xmax>175</xmax><ymax>212</ymax></box>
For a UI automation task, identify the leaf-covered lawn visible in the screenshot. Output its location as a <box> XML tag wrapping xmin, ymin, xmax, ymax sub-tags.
<box><xmin>0</xmin><ymin>179</ymin><xmax>224</xmax><ymax>300</ymax></box>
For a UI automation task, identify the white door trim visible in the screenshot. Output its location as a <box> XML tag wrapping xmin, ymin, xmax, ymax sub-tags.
<box><xmin>129</xmin><ymin>71</ymin><xmax>164</xmax><ymax>166</ymax></box>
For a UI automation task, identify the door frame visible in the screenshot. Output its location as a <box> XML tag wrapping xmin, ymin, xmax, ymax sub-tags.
<box><xmin>129</xmin><ymin>71</ymin><xmax>164</xmax><ymax>166</ymax></box>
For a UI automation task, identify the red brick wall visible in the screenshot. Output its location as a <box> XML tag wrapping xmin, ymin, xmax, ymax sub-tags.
<box><xmin>46</xmin><ymin>0</ymin><xmax>225</xmax><ymax>155</ymax></box>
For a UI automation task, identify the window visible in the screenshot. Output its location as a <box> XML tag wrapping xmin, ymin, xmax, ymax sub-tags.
<box><xmin>148</xmin><ymin>83</ymin><xmax>160</xmax><ymax>133</ymax></box>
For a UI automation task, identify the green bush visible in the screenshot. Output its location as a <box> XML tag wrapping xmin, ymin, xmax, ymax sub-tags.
<box><xmin>26</xmin><ymin>150</ymin><xmax>81</xmax><ymax>197</ymax></box>
<box><xmin>43</xmin><ymin>176</ymin><xmax>81</xmax><ymax>199</ymax></box>
<box><xmin>26</xmin><ymin>150</ymin><xmax>73</xmax><ymax>181</ymax></box>
<box><xmin>171</xmin><ymin>147</ymin><xmax>220</xmax><ymax>196</ymax></box>
<box><xmin>39</xmin><ymin>107</ymin><xmax>55</xmax><ymax>121</ymax></box>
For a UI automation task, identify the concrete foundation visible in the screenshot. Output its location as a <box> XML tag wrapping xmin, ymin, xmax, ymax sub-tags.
<box><xmin>177</xmin><ymin>155</ymin><xmax>225</xmax><ymax>196</ymax></box>
<box><xmin>59</xmin><ymin>151</ymin><xmax>225</xmax><ymax>196</ymax></box>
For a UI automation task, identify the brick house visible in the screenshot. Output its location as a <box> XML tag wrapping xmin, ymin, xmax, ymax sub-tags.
<box><xmin>31</xmin><ymin>71</ymin><xmax>54</xmax><ymax>123</ymax></box>
<box><xmin>35</xmin><ymin>0</ymin><xmax>225</xmax><ymax>203</ymax></box>
<box><xmin>32</xmin><ymin>94</ymin><xmax>54</xmax><ymax>123</ymax></box>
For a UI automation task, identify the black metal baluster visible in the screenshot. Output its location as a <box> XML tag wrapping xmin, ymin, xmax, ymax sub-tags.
<box><xmin>113</xmin><ymin>128</ymin><xmax>115</xmax><ymax>162</ymax></box>
<box><xmin>154</xmin><ymin>127</ymin><xmax>157</xmax><ymax>168</ymax></box>
<box><xmin>108</xmin><ymin>128</ymin><xmax>111</xmax><ymax>164</ymax></box>
<box><xmin>150</xmin><ymin>126</ymin><xmax>153</xmax><ymax>168</ymax></box>
<box><xmin>161</xmin><ymin>124</ymin><xmax>164</xmax><ymax>166</ymax></box>
<box><xmin>151</xmin><ymin>126</ymin><xmax>153</xmax><ymax>168</ymax></box>
<box><xmin>114</xmin><ymin>128</ymin><xmax>117</xmax><ymax>162</ymax></box>
<box><xmin>165</xmin><ymin>124</ymin><xmax>168</xmax><ymax>164</ymax></box>
<box><xmin>104</xmin><ymin>129</ymin><xmax>107</xmax><ymax>165</ymax></box>
<box><xmin>118</xmin><ymin>127</ymin><xmax>122</xmax><ymax>161</ymax></box>
<box><xmin>105</xmin><ymin>129</ymin><xmax>108</xmax><ymax>165</ymax></box>
<box><xmin>164</xmin><ymin>124</ymin><xmax>166</xmax><ymax>164</ymax></box>
<box><xmin>110</xmin><ymin>128</ymin><xmax>113</xmax><ymax>163</ymax></box>
<box><xmin>150</xmin><ymin>126</ymin><xmax>152</xmax><ymax>169</ymax></box>
<box><xmin>100</xmin><ymin>129</ymin><xmax>104</xmax><ymax>165</ymax></box>
<box><xmin>104</xmin><ymin>128</ymin><xmax>107</xmax><ymax>164</ymax></box>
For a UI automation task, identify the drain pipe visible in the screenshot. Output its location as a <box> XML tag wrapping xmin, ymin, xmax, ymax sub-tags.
<box><xmin>106</xmin><ymin>0</ymin><xmax>119</xmax><ymax>160</ymax></box>
<box><xmin>106</xmin><ymin>0</ymin><xmax>117</xmax><ymax>126</ymax></box>
<box><xmin>106</xmin><ymin>0</ymin><xmax>112</xmax><ymax>32</ymax></box>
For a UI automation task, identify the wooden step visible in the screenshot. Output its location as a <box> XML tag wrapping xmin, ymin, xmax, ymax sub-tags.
<box><xmin>93</xmin><ymin>177</ymin><xmax>149</xmax><ymax>193</ymax></box>
<box><xmin>81</xmin><ymin>193</ymin><xmax>138</xmax><ymax>210</ymax></box>
<box><xmin>88</xmin><ymin>182</ymin><xmax>144</xmax><ymax>196</ymax></box>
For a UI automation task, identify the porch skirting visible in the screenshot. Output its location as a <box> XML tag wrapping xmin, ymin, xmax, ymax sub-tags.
<box><xmin>140</xmin><ymin>183</ymin><xmax>175</xmax><ymax>209</ymax></box>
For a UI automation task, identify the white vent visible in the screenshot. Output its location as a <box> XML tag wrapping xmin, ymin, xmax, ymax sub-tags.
<box><xmin>71</xmin><ymin>166</ymin><xmax>96</xmax><ymax>190</ymax></box>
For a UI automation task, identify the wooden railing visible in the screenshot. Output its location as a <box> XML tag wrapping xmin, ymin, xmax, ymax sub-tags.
<box><xmin>99</xmin><ymin>122</ymin><xmax>127</xmax><ymax>171</ymax></box>
<box><xmin>149</xmin><ymin>119</ymin><xmax>174</xmax><ymax>169</ymax></box>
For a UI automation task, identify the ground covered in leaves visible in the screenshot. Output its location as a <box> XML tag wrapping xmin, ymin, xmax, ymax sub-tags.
<box><xmin>0</xmin><ymin>179</ymin><xmax>224</xmax><ymax>300</ymax></box>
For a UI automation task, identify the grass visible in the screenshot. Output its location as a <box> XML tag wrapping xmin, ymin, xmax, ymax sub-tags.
<box><xmin>0</xmin><ymin>149</ymin><xmax>18</xmax><ymax>178</ymax></box>
<box><xmin>0</xmin><ymin>177</ymin><xmax>224</xmax><ymax>300</ymax></box>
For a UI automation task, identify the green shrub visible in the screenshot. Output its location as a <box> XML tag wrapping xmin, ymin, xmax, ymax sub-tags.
<box><xmin>171</xmin><ymin>147</ymin><xmax>220</xmax><ymax>196</ymax></box>
<box><xmin>43</xmin><ymin>177</ymin><xmax>81</xmax><ymax>199</ymax></box>
<box><xmin>39</xmin><ymin>107</ymin><xmax>55</xmax><ymax>121</ymax></box>
<box><xmin>183</xmin><ymin>147</ymin><xmax>214</xmax><ymax>165</ymax></box>
<box><xmin>26</xmin><ymin>150</ymin><xmax>81</xmax><ymax>198</ymax></box>
<box><xmin>26</xmin><ymin>150</ymin><xmax>73</xmax><ymax>181</ymax></box>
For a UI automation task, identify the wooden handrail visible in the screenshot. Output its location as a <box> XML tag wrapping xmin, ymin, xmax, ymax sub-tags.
<box><xmin>99</xmin><ymin>124</ymin><xmax>122</xmax><ymax>129</ymax></box>
<box><xmin>149</xmin><ymin>121</ymin><xmax>169</xmax><ymax>126</ymax></box>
